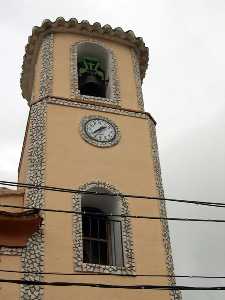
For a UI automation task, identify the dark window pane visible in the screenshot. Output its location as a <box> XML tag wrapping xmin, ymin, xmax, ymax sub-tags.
<box><xmin>91</xmin><ymin>240</ymin><xmax>100</xmax><ymax>264</ymax></box>
<box><xmin>81</xmin><ymin>207</ymin><xmax>123</xmax><ymax>266</ymax></box>
<box><xmin>99</xmin><ymin>241</ymin><xmax>108</xmax><ymax>265</ymax></box>
<box><xmin>99</xmin><ymin>218</ymin><xmax>107</xmax><ymax>239</ymax></box>
<box><xmin>83</xmin><ymin>239</ymin><xmax>91</xmax><ymax>263</ymax></box>
<box><xmin>91</xmin><ymin>217</ymin><xmax>99</xmax><ymax>238</ymax></box>
<box><xmin>82</xmin><ymin>215</ymin><xmax>91</xmax><ymax>237</ymax></box>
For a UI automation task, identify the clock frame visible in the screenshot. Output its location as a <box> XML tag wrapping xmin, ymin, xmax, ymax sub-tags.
<box><xmin>80</xmin><ymin>115</ymin><xmax>121</xmax><ymax>147</ymax></box>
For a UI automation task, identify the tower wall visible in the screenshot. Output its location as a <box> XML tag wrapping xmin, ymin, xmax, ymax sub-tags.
<box><xmin>39</xmin><ymin>99</ymin><xmax>172</xmax><ymax>299</ymax></box>
<box><xmin>1</xmin><ymin>19</ymin><xmax>181</xmax><ymax>300</ymax></box>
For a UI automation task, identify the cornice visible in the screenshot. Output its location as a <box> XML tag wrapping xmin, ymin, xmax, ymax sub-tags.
<box><xmin>21</xmin><ymin>17</ymin><xmax>149</xmax><ymax>101</ymax></box>
<box><xmin>34</xmin><ymin>95</ymin><xmax>156</xmax><ymax>124</ymax></box>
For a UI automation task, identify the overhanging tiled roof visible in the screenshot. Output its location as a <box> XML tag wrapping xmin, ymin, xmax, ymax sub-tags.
<box><xmin>20</xmin><ymin>17</ymin><xmax>149</xmax><ymax>101</ymax></box>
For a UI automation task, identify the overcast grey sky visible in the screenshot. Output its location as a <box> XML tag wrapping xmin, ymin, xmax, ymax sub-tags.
<box><xmin>0</xmin><ymin>1</ymin><xmax>225</xmax><ymax>299</ymax></box>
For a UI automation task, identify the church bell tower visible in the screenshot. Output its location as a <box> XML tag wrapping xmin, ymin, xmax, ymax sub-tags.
<box><xmin>1</xmin><ymin>17</ymin><xmax>181</xmax><ymax>300</ymax></box>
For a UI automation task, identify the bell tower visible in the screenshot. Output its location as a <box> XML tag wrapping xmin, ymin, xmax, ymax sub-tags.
<box><xmin>1</xmin><ymin>17</ymin><xmax>181</xmax><ymax>300</ymax></box>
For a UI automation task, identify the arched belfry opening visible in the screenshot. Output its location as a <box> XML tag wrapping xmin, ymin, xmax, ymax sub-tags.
<box><xmin>81</xmin><ymin>186</ymin><xmax>124</xmax><ymax>267</ymax></box>
<box><xmin>77</xmin><ymin>43</ymin><xmax>109</xmax><ymax>98</ymax></box>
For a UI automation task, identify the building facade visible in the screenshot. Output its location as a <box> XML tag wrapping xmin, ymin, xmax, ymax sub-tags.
<box><xmin>0</xmin><ymin>18</ymin><xmax>181</xmax><ymax>300</ymax></box>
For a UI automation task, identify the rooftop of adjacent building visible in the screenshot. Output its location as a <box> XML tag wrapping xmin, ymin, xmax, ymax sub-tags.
<box><xmin>0</xmin><ymin>187</ymin><xmax>42</xmax><ymax>247</ymax></box>
<box><xmin>0</xmin><ymin>187</ymin><xmax>24</xmax><ymax>196</ymax></box>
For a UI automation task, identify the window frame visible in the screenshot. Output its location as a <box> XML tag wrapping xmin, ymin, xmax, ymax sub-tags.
<box><xmin>72</xmin><ymin>181</ymin><xmax>135</xmax><ymax>275</ymax></box>
<box><xmin>82</xmin><ymin>207</ymin><xmax>110</xmax><ymax>266</ymax></box>
<box><xmin>71</xmin><ymin>41</ymin><xmax>120</xmax><ymax>105</ymax></box>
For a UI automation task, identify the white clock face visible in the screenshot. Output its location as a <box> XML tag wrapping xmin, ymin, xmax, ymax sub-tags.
<box><xmin>85</xmin><ymin>118</ymin><xmax>116</xmax><ymax>142</ymax></box>
<box><xmin>81</xmin><ymin>116</ymin><xmax>120</xmax><ymax>147</ymax></box>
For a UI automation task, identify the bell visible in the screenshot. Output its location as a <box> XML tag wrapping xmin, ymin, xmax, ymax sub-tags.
<box><xmin>79</xmin><ymin>74</ymin><xmax>106</xmax><ymax>98</ymax></box>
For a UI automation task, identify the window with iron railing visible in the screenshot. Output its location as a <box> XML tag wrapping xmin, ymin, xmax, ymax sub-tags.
<box><xmin>82</xmin><ymin>207</ymin><xmax>124</xmax><ymax>266</ymax></box>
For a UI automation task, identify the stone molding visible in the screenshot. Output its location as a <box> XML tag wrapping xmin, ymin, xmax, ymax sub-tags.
<box><xmin>148</xmin><ymin>120</ymin><xmax>182</xmax><ymax>300</ymax></box>
<box><xmin>71</xmin><ymin>40</ymin><xmax>120</xmax><ymax>105</ymax></box>
<box><xmin>20</xmin><ymin>100</ymin><xmax>47</xmax><ymax>300</ymax></box>
<box><xmin>47</xmin><ymin>97</ymin><xmax>148</xmax><ymax>120</ymax></box>
<box><xmin>72</xmin><ymin>181</ymin><xmax>135</xmax><ymax>275</ymax></box>
<box><xmin>39</xmin><ymin>33</ymin><xmax>54</xmax><ymax>100</ymax></box>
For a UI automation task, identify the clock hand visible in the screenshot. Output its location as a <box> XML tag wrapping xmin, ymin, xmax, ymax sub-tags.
<box><xmin>93</xmin><ymin>126</ymin><xmax>106</xmax><ymax>134</ymax></box>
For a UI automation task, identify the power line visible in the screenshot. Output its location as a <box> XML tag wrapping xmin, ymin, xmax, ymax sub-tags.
<box><xmin>1</xmin><ymin>203</ymin><xmax>225</xmax><ymax>223</ymax></box>
<box><xmin>1</xmin><ymin>180</ymin><xmax>225</xmax><ymax>291</ymax></box>
<box><xmin>1</xmin><ymin>180</ymin><xmax>225</xmax><ymax>208</ymax></box>
<box><xmin>1</xmin><ymin>278</ymin><xmax>225</xmax><ymax>290</ymax></box>
<box><xmin>1</xmin><ymin>268</ymin><xmax>225</xmax><ymax>280</ymax></box>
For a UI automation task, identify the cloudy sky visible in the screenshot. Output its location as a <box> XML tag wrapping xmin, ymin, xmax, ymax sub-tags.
<box><xmin>0</xmin><ymin>1</ymin><xmax>225</xmax><ymax>299</ymax></box>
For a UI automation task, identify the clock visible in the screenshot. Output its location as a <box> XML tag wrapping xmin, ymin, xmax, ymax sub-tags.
<box><xmin>80</xmin><ymin>116</ymin><xmax>120</xmax><ymax>147</ymax></box>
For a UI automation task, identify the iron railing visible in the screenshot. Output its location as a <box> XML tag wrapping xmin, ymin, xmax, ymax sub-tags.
<box><xmin>82</xmin><ymin>214</ymin><xmax>124</xmax><ymax>267</ymax></box>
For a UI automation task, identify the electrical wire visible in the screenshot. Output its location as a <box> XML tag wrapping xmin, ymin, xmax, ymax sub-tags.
<box><xmin>1</xmin><ymin>203</ymin><xmax>225</xmax><ymax>223</ymax></box>
<box><xmin>1</xmin><ymin>278</ymin><xmax>225</xmax><ymax>290</ymax></box>
<box><xmin>0</xmin><ymin>269</ymin><xmax>225</xmax><ymax>280</ymax></box>
<box><xmin>1</xmin><ymin>180</ymin><xmax>225</xmax><ymax>291</ymax></box>
<box><xmin>1</xmin><ymin>180</ymin><xmax>225</xmax><ymax>208</ymax></box>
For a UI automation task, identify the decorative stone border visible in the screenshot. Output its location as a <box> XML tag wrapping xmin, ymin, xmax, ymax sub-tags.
<box><xmin>19</xmin><ymin>37</ymin><xmax>51</xmax><ymax>300</ymax></box>
<box><xmin>20</xmin><ymin>100</ymin><xmax>47</xmax><ymax>300</ymax></box>
<box><xmin>131</xmin><ymin>50</ymin><xmax>144</xmax><ymax>111</ymax></box>
<box><xmin>72</xmin><ymin>181</ymin><xmax>135</xmax><ymax>275</ymax></box>
<box><xmin>148</xmin><ymin>119</ymin><xmax>182</xmax><ymax>300</ymax></box>
<box><xmin>39</xmin><ymin>33</ymin><xmax>54</xmax><ymax>99</ymax></box>
<box><xmin>20</xmin><ymin>34</ymin><xmax>49</xmax><ymax>299</ymax></box>
<box><xmin>80</xmin><ymin>115</ymin><xmax>121</xmax><ymax>148</ymax></box>
<box><xmin>71</xmin><ymin>40</ymin><xmax>120</xmax><ymax>105</ymax></box>
<box><xmin>47</xmin><ymin>97</ymin><xmax>148</xmax><ymax>120</ymax></box>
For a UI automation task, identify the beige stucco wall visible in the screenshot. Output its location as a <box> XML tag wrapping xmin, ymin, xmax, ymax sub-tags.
<box><xmin>18</xmin><ymin>118</ymin><xmax>30</xmax><ymax>184</ymax></box>
<box><xmin>31</xmin><ymin>46</ymin><xmax>41</xmax><ymax>103</ymax></box>
<box><xmin>43</xmin><ymin>103</ymin><xmax>170</xmax><ymax>299</ymax></box>
<box><xmin>44</xmin><ymin>284</ymin><xmax>169</xmax><ymax>300</ymax></box>
<box><xmin>0</xmin><ymin>255</ymin><xmax>21</xmax><ymax>299</ymax></box>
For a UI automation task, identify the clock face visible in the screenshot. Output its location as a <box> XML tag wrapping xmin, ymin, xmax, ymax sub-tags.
<box><xmin>80</xmin><ymin>116</ymin><xmax>120</xmax><ymax>147</ymax></box>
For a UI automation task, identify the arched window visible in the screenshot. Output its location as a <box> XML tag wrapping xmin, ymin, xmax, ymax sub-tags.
<box><xmin>73</xmin><ymin>182</ymin><xmax>135</xmax><ymax>274</ymax></box>
<box><xmin>81</xmin><ymin>186</ymin><xmax>123</xmax><ymax>267</ymax></box>
<box><xmin>71</xmin><ymin>42</ymin><xmax>120</xmax><ymax>103</ymax></box>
